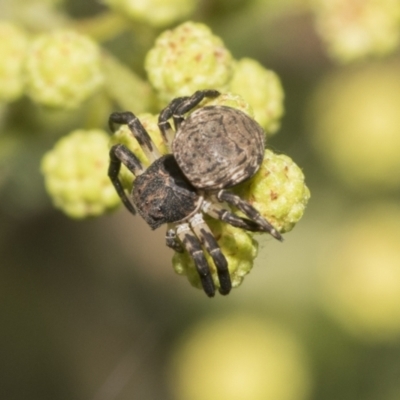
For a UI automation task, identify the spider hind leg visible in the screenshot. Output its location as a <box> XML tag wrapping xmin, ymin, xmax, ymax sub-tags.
<box><xmin>165</xmin><ymin>226</ymin><xmax>184</xmax><ymax>253</ymax></box>
<box><xmin>189</xmin><ymin>213</ymin><xmax>231</xmax><ymax>295</ymax></box>
<box><xmin>217</xmin><ymin>190</ymin><xmax>283</xmax><ymax>241</ymax></box>
<box><xmin>176</xmin><ymin>223</ymin><xmax>216</xmax><ymax>297</ymax></box>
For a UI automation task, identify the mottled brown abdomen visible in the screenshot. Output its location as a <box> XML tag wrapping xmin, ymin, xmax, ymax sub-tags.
<box><xmin>172</xmin><ymin>105</ymin><xmax>266</xmax><ymax>190</ymax></box>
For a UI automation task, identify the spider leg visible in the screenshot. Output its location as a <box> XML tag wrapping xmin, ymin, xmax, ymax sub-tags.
<box><xmin>158</xmin><ymin>97</ymin><xmax>186</xmax><ymax>148</ymax></box>
<box><xmin>176</xmin><ymin>223</ymin><xmax>216</xmax><ymax>297</ymax></box>
<box><xmin>202</xmin><ymin>199</ymin><xmax>264</xmax><ymax>232</ymax></box>
<box><xmin>173</xmin><ymin>89</ymin><xmax>220</xmax><ymax>129</ymax></box>
<box><xmin>216</xmin><ymin>190</ymin><xmax>284</xmax><ymax>241</ymax></box>
<box><xmin>158</xmin><ymin>90</ymin><xmax>221</xmax><ymax>147</ymax></box>
<box><xmin>108</xmin><ymin>144</ymin><xmax>145</xmax><ymax>215</ymax></box>
<box><xmin>109</xmin><ymin>111</ymin><xmax>161</xmax><ymax>163</ymax></box>
<box><xmin>165</xmin><ymin>226</ymin><xmax>184</xmax><ymax>253</ymax></box>
<box><xmin>189</xmin><ymin>213</ymin><xmax>231</xmax><ymax>295</ymax></box>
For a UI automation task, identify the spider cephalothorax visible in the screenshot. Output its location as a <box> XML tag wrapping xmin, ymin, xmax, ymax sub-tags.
<box><xmin>108</xmin><ymin>89</ymin><xmax>282</xmax><ymax>297</ymax></box>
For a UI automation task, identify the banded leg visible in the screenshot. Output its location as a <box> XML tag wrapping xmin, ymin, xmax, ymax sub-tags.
<box><xmin>158</xmin><ymin>90</ymin><xmax>221</xmax><ymax>146</ymax></box>
<box><xmin>217</xmin><ymin>190</ymin><xmax>283</xmax><ymax>241</ymax></box>
<box><xmin>165</xmin><ymin>226</ymin><xmax>183</xmax><ymax>253</ymax></box>
<box><xmin>173</xmin><ymin>89</ymin><xmax>220</xmax><ymax>129</ymax></box>
<box><xmin>176</xmin><ymin>223</ymin><xmax>216</xmax><ymax>297</ymax></box>
<box><xmin>108</xmin><ymin>144</ymin><xmax>145</xmax><ymax>215</ymax></box>
<box><xmin>189</xmin><ymin>213</ymin><xmax>231</xmax><ymax>295</ymax></box>
<box><xmin>158</xmin><ymin>97</ymin><xmax>186</xmax><ymax>148</ymax></box>
<box><xmin>202</xmin><ymin>200</ymin><xmax>264</xmax><ymax>232</ymax></box>
<box><xmin>109</xmin><ymin>111</ymin><xmax>161</xmax><ymax>162</ymax></box>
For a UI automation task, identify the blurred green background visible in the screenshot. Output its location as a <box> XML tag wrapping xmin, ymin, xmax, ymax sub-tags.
<box><xmin>1</xmin><ymin>0</ymin><xmax>400</xmax><ymax>399</ymax></box>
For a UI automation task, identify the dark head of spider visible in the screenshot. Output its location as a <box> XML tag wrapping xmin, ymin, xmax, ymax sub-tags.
<box><xmin>108</xmin><ymin>89</ymin><xmax>283</xmax><ymax>298</ymax></box>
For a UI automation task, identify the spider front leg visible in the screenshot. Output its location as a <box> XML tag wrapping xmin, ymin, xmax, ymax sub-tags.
<box><xmin>158</xmin><ymin>89</ymin><xmax>220</xmax><ymax>147</ymax></box>
<box><xmin>217</xmin><ymin>190</ymin><xmax>284</xmax><ymax>241</ymax></box>
<box><xmin>165</xmin><ymin>226</ymin><xmax>184</xmax><ymax>253</ymax></box>
<box><xmin>109</xmin><ymin>111</ymin><xmax>161</xmax><ymax>162</ymax></box>
<box><xmin>176</xmin><ymin>223</ymin><xmax>216</xmax><ymax>297</ymax></box>
<box><xmin>108</xmin><ymin>144</ymin><xmax>145</xmax><ymax>215</ymax></box>
<box><xmin>189</xmin><ymin>213</ymin><xmax>231</xmax><ymax>295</ymax></box>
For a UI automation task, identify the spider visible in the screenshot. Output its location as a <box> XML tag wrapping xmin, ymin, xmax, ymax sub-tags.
<box><xmin>108</xmin><ymin>89</ymin><xmax>283</xmax><ymax>297</ymax></box>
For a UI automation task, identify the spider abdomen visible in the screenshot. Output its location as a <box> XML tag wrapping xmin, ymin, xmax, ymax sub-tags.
<box><xmin>132</xmin><ymin>155</ymin><xmax>199</xmax><ymax>230</ymax></box>
<box><xmin>173</xmin><ymin>106</ymin><xmax>265</xmax><ymax>190</ymax></box>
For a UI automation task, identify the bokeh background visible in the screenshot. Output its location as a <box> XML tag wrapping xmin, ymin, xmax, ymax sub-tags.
<box><xmin>2</xmin><ymin>0</ymin><xmax>400</xmax><ymax>399</ymax></box>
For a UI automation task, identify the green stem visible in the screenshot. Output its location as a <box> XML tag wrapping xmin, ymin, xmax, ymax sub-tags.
<box><xmin>101</xmin><ymin>51</ymin><xmax>157</xmax><ymax>113</ymax></box>
<box><xmin>71</xmin><ymin>11</ymin><xmax>131</xmax><ymax>42</ymax></box>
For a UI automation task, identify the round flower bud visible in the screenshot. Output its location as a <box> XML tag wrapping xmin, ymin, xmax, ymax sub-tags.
<box><xmin>41</xmin><ymin>129</ymin><xmax>120</xmax><ymax>218</ymax></box>
<box><xmin>103</xmin><ymin>0</ymin><xmax>198</xmax><ymax>27</ymax></box>
<box><xmin>172</xmin><ymin>219</ymin><xmax>258</xmax><ymax>291</ymax></box>
<box><xmin>229</xmin><ymin>58</ymin><xmax>285</xmax><ymax>134</ymax></box>
<box><xmin>234</xmin><ymin>149</ymin><xmax>310</xmax><ymax>234</ymax></box>
<box><xmin>25</xmin><ymin>30</ymin><xmax>104</xmax><ymax>109</ymax></box>
<box><xmin>169</xmin><ymin>314</ymin><xmax>311</xmax><ymax>400</ymax></box>
<box><xmin>308</xmin><ymin>63</ymin><xmax>400</xmax><ymax>191</ymax></box>
<box><xmin>0</xmin><ymin>22</ymin><xmax>29</xmax><ymax>102</ymax></box>
<box><xmin>320</xmin><ymin>204</ymin><xmax>400</xmax><ymax>342</ymax></box>
<box><xmin>145</xmin><ymin>22</ymin><xmax>235</xmax><ymax>103</ymax></box>
<box><xmin>312</xmin><ymin>0</ymin><xmax>400</xmax><ymax>63</ymax></box>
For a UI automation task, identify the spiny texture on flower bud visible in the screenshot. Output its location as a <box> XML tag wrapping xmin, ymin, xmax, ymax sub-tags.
<box><xmin>172</xmin><ymin>218</ymin><xmax>258</xmax><ymax>291</ymax></box>
<box><xmin>145</xmin><ymin>22</ymin><xmax>235</xmax><ymax>103</ymax></box>
<box><xmin>41</xmin><ymin>129</ymin><xmax>120</xmax><ymax>218</ymax></box>
<box><xmin>229</xmin><ymin>58</ymin><xmax>285</xmax><ymax>134</ymax></box>
<box><xmin>25</xmin><ymin>30</ymin><xmax>104</xmax><ymax>109</ymax></box>
<box><xmin>0</xmin><ymin>22</ymin><xmax>29</xmax><ymax>102</ymax></box>
<box><xmin>234</xmin><ymin>149</ymin><xmax>310</xmax><ymax>234</ymax></box>
<box><xmin>103</xmin><ymin>0</ymin><xmax>198</xmax><ymax>27</ymax></box>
